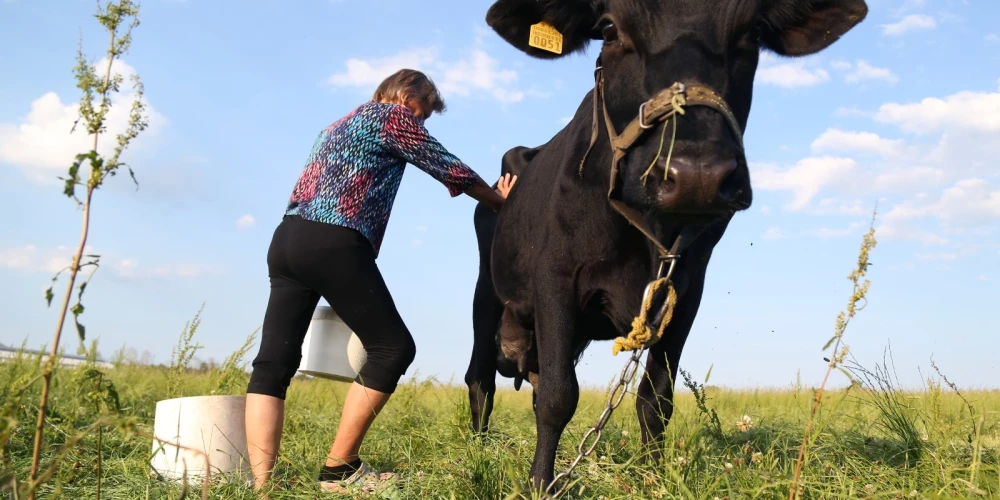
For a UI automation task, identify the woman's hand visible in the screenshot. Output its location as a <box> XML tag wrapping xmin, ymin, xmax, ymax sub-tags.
<box><xmin>464</xmin><ymin>173</ymin><xmax>518</xmax><ymax>213</ymax></box>
<box><xmin>495</xmin><ymin>173</ymin><xmax>518</xmax><ymax>199</ymax></box>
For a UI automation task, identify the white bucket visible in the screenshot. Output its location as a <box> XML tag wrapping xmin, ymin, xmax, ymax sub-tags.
<box><xmin>150</xmin><ymin>395</ymin><xmax>249</xmax><ymax>483</ymax></box>
<box><xmin>297</xmin><ymin>305</ymin><xmax>367</xmax><ymax>383</ymax></box>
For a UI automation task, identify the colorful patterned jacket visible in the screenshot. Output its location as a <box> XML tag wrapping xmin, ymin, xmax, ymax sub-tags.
<box><xmin>285</xmin><ymin>100</ymin><xmax>482</xmax><ymax>256</ymax></box>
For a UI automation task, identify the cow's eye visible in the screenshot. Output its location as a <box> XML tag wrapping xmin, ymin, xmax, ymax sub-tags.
<box><xmin>600</xmin><ymin>20</ymin><xmax>619</xmax><ymax>43</ymax></box>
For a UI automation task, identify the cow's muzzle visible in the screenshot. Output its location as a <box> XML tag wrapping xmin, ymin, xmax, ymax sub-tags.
<box><xmin>649</xmin><ymin>155</ymin><xmax>745</xmax><ymax>213</ymax></box>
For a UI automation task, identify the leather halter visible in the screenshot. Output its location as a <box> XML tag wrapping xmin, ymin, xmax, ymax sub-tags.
<box><xmin>577</xmin><ymin>61</ymin><xmax>745</xmax><ymax>258</ymax></box>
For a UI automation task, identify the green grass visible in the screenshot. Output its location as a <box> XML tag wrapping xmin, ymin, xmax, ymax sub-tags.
<box><xmin>1</xmin><ymin>343</ymin><xmax>998</xmax><ymax>499</ymax></box>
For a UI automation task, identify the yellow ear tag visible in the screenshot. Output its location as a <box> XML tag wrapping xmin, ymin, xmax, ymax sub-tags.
<box><xmin>529</xmin><ymin>21</ymin><xmax>563</xmax><ymax>54</ymax></box>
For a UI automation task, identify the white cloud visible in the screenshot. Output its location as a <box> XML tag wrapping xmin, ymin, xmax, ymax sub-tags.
<box><xmin>559</xmin><ymin>116</ymin><xmax>572</xmax><ymax>125</ymax></box>
<box><xmin>925</xmin><ymin>178</ymin><xmax>1000</xmax><ymax>226</ymax></box>
<box><xmin>113</xmin><ymin>259</ymin><xmax>214</xmax><ymax>279</ymax></box>
<box><xmin>328</xmin><ymin>45</ymin><xmax>526</xmax><ymax>104</ymax></box>
<box><xmin>873</xmin><ymin>167</ymin><xmax>946</xmax><ymax>191</ymax></box>
<box><xmin>0</xmin><ymin>58</ymin><xmax>165</xmax><ymax>184</ymax></box>
<box><xmin>878</xmin><ymin>178</ymin><xmax>1000</xmax><ymax>245</ymax></box>
<box><xmin>439</xmin><ymin>50</ymin><xmax>523</xmax><ymax>103</ymax></box>
<box><xmin>0</xmin><ymin>244</ymin><xmax>213</xmax><ymax>280</ymax></box>
<box><xmin>986</xmin><ymin>34</ymin><xmax>1000</xmax><ymax>44</ymax></box>
<box><xmin>756</xmin><ymin>59</ymin><xmax>830</xmax><ymax>88</ymax></box>
<box><xmin>830</xmin><ymin>60</ymin><xmax>853</xmax><ymax>71</ymax></box>
<box><xmin>810</xmin><ymin>129</ymin><xmax>905</xmax><ymax>157</ymax></box>
<box><xmin>874</xmin><ymin>86</ymin><xmax>1000</xmax><ymax>135</ymax></box>
<box><xmin>762</xmin><ymin>228</ymin><xmax>789</xmax><ymax>240</ymax></box>
<box><xmin>839</xmin><ymin>60</ymin><xmax>899</xmax><ymax>85</ymax></box>
<box><xmin>752</xmin><ymin>157</ymin><xmax>858</xmax><ymax>210</ymax></box>
<box><xmin>757</xmin><ymin>82</ymin><xmax>1000</xmax><ymax>256</ymax></box>
<box><xmin>328</xmin><ymin>48</ymin><xmax>438</xmax><ymax>88</ymax></box>
<box><xmin>235</xmin><ymin>214</ymin><xmax>256</xmax><ymax>229</ymax></box>
<box><xmin>877</xmin><ymin>222</ymin><xmax>950</xmax><ymax>245</ymax></box>
<box><xmin>0</xmin><ymin>245</ymin><xmax>82</xmax><ymax>274</ymax></box>
<box><xmin>882</xmin><ymin>14</ymin><xmax>936</xmax><ymax>36</ymax></box>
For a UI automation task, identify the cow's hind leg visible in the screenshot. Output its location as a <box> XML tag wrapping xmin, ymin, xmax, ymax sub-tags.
<box><xmin>465</xmin><ymin>275</ymin><xmax>504</xmax><ymax>434</ymax></box>
<box><xmin>529</xmin><ymin>292</ymin><xmax>578</xmax><ymax>491</ymax></box>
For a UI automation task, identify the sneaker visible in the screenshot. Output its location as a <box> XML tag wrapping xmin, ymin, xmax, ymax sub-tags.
<box><xmin>319</xmin><ymin>461</ymin><xmax>396</xmax><ymax>496</ymax></box>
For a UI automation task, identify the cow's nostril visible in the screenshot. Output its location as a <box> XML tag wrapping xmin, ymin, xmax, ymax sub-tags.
<box><xmin>714</xmin><ymin>160</ymin><xmax>741</xmax><ymax>201</ymax></box>
<box><xmin>666</xmin><ymin>166</ymin><xmax>679</xmax><ymax>182</ymax></box>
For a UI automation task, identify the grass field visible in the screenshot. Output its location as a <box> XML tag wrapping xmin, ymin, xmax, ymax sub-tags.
<box><xmin>1</xmin><ymin>329</ymin><xmax>998</xmax><ymax>500</ymax></box>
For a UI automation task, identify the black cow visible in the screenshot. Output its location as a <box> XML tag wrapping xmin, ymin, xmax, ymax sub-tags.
<box><xmin>464</xmin><ymin>0</ymin><xmax>868</xmax><ymax>490</ymax></box>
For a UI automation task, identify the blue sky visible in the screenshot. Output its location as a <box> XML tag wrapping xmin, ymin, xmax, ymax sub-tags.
<box><xmin>1</xmin><ymin>0</ymin><xmax>996</xmax><ymax>391</ymax></box>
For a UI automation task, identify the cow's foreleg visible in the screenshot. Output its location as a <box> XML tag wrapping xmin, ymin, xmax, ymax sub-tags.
<box><xmin>634</xmin><ymin>337</ymin><xmax>685</xmax><ymax>463</ymax></box>
<box><xmin>465</xmin><ymin>276</ymin><xmax>504</xmax><ymax>434</ymax></box>
<box><xmin>635</xmin><ymin>268</ymin><xmax>706</xmax><ymax>464</ymax></box>
<box><xmin>529</xmin><ymin>292</ymin><xmax>578</xmax><ymax>490</ymax></box>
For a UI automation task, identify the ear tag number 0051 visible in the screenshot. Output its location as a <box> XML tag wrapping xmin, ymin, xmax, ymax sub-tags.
<box><xmin>529</xmin><ymin>21</ymin><xmax>563</xmax><ymax>54</ymax></box>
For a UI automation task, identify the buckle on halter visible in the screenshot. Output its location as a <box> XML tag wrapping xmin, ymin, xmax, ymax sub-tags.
<box><xmin>638</xmin><ymin>101</ymin><xmax>655</xmax><ymax>130</ymax></box>
<box><xmin>639</xmin><ymin>83</ymin><xmax>688</xmax><ymax>130</ymax></box>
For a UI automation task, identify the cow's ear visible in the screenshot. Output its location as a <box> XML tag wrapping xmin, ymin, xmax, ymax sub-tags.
<box><xmin>760</xmin><ymin>0</ymin><xmax>868</xmax><ymax>56</ymax></box>
<box><xmin>486</xmin><ymin>0</ymin><xmax>599</xmax><ymax>59</ymax></box>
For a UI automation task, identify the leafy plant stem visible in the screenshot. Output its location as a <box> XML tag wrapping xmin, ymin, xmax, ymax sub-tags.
<box><xmin>788</xmin><ymin>207</ymin><xmax>878</xmax><ymax>500</ymax></box>
<box><xmin>28</xmin><ymin>187</ymin><xmax>95</xmax><ymax>494</ymax></box>
<box><xmin>27</xmin><ymin>4</ymin><xmax>142</xmax><ymax>494</ymax></box>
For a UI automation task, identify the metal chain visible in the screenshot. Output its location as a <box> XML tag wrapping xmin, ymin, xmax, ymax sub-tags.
<box><xmin>543</xmin><ymin>345</ymin><xmax>647</xmax><ymax>498</ymax></box>
<box><xmin>542</xmin><ymin>257</ymin><xmax>678</xmax><ymax>499</ymax></box>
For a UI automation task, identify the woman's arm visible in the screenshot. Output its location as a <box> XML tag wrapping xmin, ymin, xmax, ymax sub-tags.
<box><xmin>382</xmin><ymin>106</ymin><xmax>495</xmax><ymax>198</ymax></box>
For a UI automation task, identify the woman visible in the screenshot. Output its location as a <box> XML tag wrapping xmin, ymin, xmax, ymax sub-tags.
<box><xmin>244</xmin><ymin>69</ymin><xmax>516</xmax><ymax>494</ymax></box>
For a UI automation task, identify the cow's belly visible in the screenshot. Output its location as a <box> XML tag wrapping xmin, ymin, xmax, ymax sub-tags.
<box><xmin>489</xmin><ymin>197</ymin><xmax>540</xmax><ymax>306</ymax></box>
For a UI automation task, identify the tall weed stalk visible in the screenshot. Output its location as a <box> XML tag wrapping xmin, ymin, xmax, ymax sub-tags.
<box><xmin>788</xmin><ymin>208</ymin><xmax>878</xmax><ymax>499</ymax></box>
<box><xmin>931</xmin><ymin>358</ymin><xmax>986</xmax><ymax>489</ymax></box>
<box><xmin>212</xmin><ymin>329</ymin><xmax>258</xmax><ymax>395</ymax></box>
<box><xmin>28</xmin><ymin>1</ymin><xmax>148</xmax><ymax>497</ymax></box>
<box><xmin>167</xmin><ymin>305</ymin><xmax>206</xmax><ymax>398</ymax></box>
<box><xmin>680</xmin><ymin>367</ymin><xmax>723</xmax><ymax>439</ymax></box>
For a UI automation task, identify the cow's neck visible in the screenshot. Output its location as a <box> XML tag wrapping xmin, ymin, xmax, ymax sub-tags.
<box><xmin>642</xmin><ymin>213</ymin><xmax>710</xmax><ymax>285</ymax></box>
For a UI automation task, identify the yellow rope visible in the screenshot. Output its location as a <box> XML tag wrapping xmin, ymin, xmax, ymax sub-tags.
<box><xmin>639</xmin><ymin>93</ymin><xmax>686</xmax><ymax>186</ymax></box>
<box><xmin>612</xmin><ymin>278</ymin><xmax>677</xmax><ymax>355</ymax></box>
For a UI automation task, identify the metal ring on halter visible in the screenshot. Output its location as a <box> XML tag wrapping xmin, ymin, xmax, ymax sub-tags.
<box><xmin>648</xmin><ymin>257</ymin><xmax>680</xmax><ymax>328</ymax></box>
<box><xmin>651</xmin><ymin>287</ymin><xmax>673</xmax><ymax>329</ymax></box>
<box><xmin>664</xmin><ymin>255</ymin><xmax>679</xmax><ymax>281</ymax></box>
<box><xmin>639</xmin><ymin>279</ymin><xmax>657</xmax><ymax>307</ymax></box>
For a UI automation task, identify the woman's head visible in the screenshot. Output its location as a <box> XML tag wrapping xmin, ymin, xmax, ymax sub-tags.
<box><xmin>373</xmin><ymin>69</ymin><xmax>446</xmax><ymax>122</ymax></box>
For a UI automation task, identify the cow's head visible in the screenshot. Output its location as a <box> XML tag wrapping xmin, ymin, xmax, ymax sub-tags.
<box><xmin>487</xmin><ymin>0</ymin><xmax>867</xmax><ymax>220</ymax></box>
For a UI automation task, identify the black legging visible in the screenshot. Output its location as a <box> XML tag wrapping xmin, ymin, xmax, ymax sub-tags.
<box><xmin>247</xmin><ymin>215</ymin><xmax>416</xmax><ymax>399</ymax></box>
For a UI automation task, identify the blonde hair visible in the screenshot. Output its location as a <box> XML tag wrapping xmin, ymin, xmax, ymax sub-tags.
<box><xmin>372</xmin><ymin>69</ymin><xmax>446</xmax><ymax>114</ymax></box>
